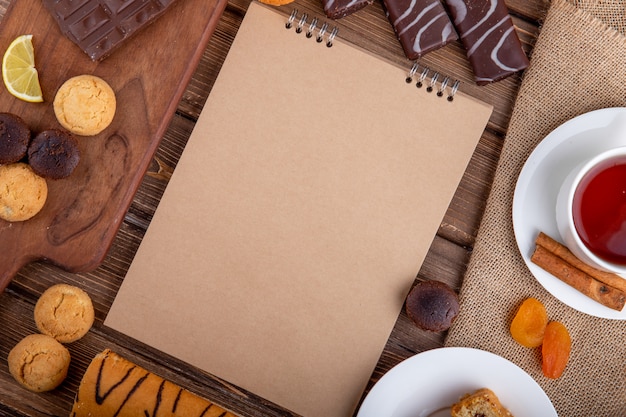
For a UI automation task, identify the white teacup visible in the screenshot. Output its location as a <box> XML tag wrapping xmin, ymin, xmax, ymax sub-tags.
<box><xmin>556</xmin><ymin>146</ymin><xmax>626</xmax><ymax>275</ymax></box>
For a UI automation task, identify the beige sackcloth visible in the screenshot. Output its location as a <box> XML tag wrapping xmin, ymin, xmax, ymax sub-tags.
<box><xmin>445</xmin><ymin>0</ymin><xmax>626</xmax><ymax>415</ymax></box>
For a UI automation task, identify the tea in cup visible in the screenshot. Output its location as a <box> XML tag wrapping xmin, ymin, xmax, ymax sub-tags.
<box><xmin>556</xmin><ymin>146</ymin><xmax>626</xmax><ymax>275</ymax></box>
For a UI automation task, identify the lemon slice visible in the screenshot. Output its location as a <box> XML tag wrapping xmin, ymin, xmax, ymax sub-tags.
<box><xmin>2</xmin><ymin>34</ymin><xmax>43</xmax><ymax>103</ymax></box>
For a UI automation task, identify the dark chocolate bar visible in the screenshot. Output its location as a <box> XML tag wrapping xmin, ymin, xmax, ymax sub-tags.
<box><xmin>383</xmin><ymin>0</ymin><xmax>458</xmax><ymax>60</ymax></box>
<box><xmin>42</xmin><ymin>0</ymin><xmax>179</xmax><ymax>61</ymax></box>
<box><xmin>444</xmin><ymin>0</ymin><xmax>529</xmax><ymax>85</ymax></box>
<box><xmin>323</xmin><ymin>0</ymin><xmax>373</xmax><ymax>19</ymax></box>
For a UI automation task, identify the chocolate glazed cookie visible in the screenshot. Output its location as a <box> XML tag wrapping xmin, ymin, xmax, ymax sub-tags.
<box><xmin>405</xmin><ymin>280</ymin><xmax>460</xmax><ymax>331</ymax></box>
<box><xmin>28</xmin><ymin>129</ymin><xmax>80</xmax><ymax>180</ymax></box>
<box><xmin>0</xmin><ymin>112</ymin><xmax>31</xmax><ymax>164</ymax></box>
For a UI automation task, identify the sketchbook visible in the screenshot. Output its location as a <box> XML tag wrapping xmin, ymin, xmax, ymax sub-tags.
<box><xmin>105</xmin><ymin>2</ymin><xmax>493</xmax><ymax>416</ymax></box>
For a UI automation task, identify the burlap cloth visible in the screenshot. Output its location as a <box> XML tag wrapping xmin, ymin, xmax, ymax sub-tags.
<box><xmin>444</xmin><ymin>0</ymin><xmax>626</xmax><ymax>415</ymax></box>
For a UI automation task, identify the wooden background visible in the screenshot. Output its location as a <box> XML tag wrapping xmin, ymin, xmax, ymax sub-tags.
<box><xmin>0</xmin><ymin>0</ymin><xmax>548</xmax><ymax>415</ymax></box>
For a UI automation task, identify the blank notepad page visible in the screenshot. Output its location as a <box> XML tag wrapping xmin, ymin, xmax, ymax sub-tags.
<box><xmin>106</xmin><ymin>3</ymin><xmax>493</xmax><ymax>416</ymax></box>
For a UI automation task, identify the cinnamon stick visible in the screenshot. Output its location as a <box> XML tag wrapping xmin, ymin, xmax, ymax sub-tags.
<box><xmin>531</xmin><ymin>244</ymin><xmax>626</xmax><ymax>311</ymax></box>
<box><xmin>536</xmin><ymin>232</ymin><xmax>626</xmax><ymax>293</ymax></box>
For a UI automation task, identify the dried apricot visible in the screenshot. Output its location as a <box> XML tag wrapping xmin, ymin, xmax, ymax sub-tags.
<box><xmin>510</xmin><ymin>298</ymin><xmax>548</xmax><ymax>348</ymax></box>
<box><xmin>542</xmin><ymin>321</ymin><xmax>571</xmax><ymax>379</ymax></box>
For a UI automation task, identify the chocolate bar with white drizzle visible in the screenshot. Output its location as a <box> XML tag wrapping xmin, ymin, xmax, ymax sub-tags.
<box><xmin>322</xmin><ymin>0</ymin><xmax>374</xmax><ymax>19</ymax></box>
<box><xmin>444</xmin><ymin>0</ymin><xmax>529</xmax><ymax>85</ymax></box>
<box><xmin>383</xmin><ymin>0</ymin><xmax>458</xmax><ymax>60</ymax></box>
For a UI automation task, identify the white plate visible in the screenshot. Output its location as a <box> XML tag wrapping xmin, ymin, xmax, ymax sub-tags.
<box><xmin>356</xmin><ymin>347</ymin><xmax>556</xmax><ymax>417</ymax></box>
<box><xmin>512</xmin><ymin>107</ymin><xmax>626</xmax><ymax>320</ymax></box>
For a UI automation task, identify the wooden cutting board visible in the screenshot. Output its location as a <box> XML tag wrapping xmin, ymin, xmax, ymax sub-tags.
<box><xmin>0</xmin><ymin>0</ymin><xmax>227</xmax><ymax>291</ymax></box>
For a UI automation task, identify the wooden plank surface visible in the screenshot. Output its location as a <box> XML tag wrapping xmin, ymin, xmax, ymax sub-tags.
<box><xmin>0</xmin><ymin>0</ymin><xmax>548</xmax><ymax>415</ymax></box>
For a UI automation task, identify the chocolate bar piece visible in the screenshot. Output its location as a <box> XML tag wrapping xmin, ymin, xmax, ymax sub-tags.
<box><xmin>323</xmin><ymin>0</ymin><xmax>373</xmax><ymax>19</ymax></box>
<box><xmin>383</xmin><ymin>0</ymin><xmax>458</xmax><ymax>60</ymax></box>
<box><xmin>444</xmin><ymin>0</ymin><xmax>529</xmax><ymax>85</ymax></box>
<box><xmin>42</xmin><ymin>0</ymin><xmax>179</xmax><ymax>61</ymax></box>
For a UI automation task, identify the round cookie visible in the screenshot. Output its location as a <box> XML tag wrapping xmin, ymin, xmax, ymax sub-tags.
<box><xmin>405</xmin><ymin>280</ymin><xmax>460</xmax><ymax>332</ymax></box>
<box><xmin>53</xmin><ymin>74</ymin><xmax>116</xmax><ymax>136</ymax></box>
<box><xmin>0</xmin><ymin>163</ymin><xmax>48</xmax><ymax>222</ymax></box>
<box><xmin>35</xmin><ymin>284</ymin><xmax>95</xmax><ymax>343</ymax></box>
<box><xmin>8</xmin><ymin>334</ymin><xmax>71</xmax><ymax>392</ymax></box>
<box><xmin>28</xmin><ymin>129</ymin><xmax>80</xmax><ymax>180</ymax></box>
<box><xmin>0</xmin><ymin>112</ymin><xmax>31</xmax><ymax>164</ymax></box>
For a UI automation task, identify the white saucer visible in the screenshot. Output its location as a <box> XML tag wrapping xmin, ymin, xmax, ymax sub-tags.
<box><xmin>513</xmin><ymin>107</ymin><xmax>626</xmax><ymax>320</ymax></box>
<box><xmin>356</xmin><ymin>347</ymin><xmax>556</xmax><ymax>417</ymax></box>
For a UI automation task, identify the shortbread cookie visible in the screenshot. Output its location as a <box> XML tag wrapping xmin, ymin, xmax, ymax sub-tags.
<box><xmin>8</xmin><ymin>334</ymin><xmax>71</xmax><ymax>392</ymax></box>
<box><xmin>53</xmin><ymin>74</ymin><xmax>116</xmax><ymax>136</ymax></box>
<box><xmin>0</xmin><ymin>163</ymin><xmax>48</xmax><ymax>222</ymax></box>
<box><xmin>35</xmin><ymin>284</ymin><xmax>95</xmax><ymax>343</ymax></box>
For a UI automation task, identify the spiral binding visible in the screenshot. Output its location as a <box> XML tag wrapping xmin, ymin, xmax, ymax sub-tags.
<box><xmin>406</xmin><ymin>62</ymin><xmax>460</xmax><ymax>102</ymax></box>
<box><xmin>286</xmin><ymin>10</ymin><xmax>338</xmax><ymax>47</ymax></box>
<box><xmin>284</xmin><ymin>12</ymin><xmax>459</xmax><ymax>101</ymax></box>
